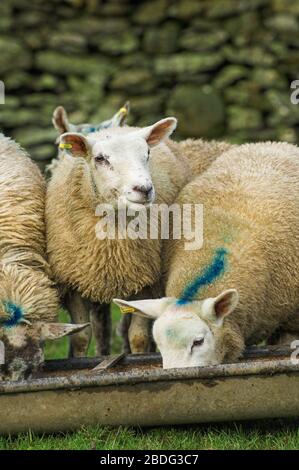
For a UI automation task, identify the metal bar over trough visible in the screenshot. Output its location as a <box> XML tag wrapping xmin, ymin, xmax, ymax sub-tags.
<box><xmin>0</xmin><ymin>346</ymin><xmax>298</xmax><ymax>434</ymax></box>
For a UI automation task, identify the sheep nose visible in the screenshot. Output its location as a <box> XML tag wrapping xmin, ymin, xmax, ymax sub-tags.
<box><xmin>132</xmin><ymin>184</ymin><xmax>153</xmax><ymax>200</ymax></box>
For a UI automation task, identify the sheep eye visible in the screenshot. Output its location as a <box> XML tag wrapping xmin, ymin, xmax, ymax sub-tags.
<box><xmin>146</xmin><ymin>149</ymin><xmax>150</xmax><ymax>161</ymax></box>
<box><xmin>191</xmin><ymin>337</ymin><xmax>204</xmax><ymax>352</ymax></box>
<box><xmin>95</xmin><ymin>154</ymin><xmax>110</xmax><ymax>165</ymax></box>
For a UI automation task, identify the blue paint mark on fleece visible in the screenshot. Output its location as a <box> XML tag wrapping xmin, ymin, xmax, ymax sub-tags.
<box><xmin>176</xmin><ymin>247</ymin><xmax>228</xmax><ymax>305</ymax></box>
<box><xmin>82</xmin><ymin>126</ymin><xmax>97</xmax><ymax>135</ymax></box>
<box><xmin>1</xmin><ymin>301</ymin><xmax>25</xmax><ymax>328</ymax></box>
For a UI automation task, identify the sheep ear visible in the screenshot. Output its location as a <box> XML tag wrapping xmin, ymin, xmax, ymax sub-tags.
<box><xmin>53</xmin><ymin>106</ymin><xmax>71</xmax><ymax>134</ymax></box>
<box><xmin>201</xmin><ymin>289</ymin><xmax>239</xmax><ymax>326</ymax></box>
<box><xmin>139</xmin><ymin>117</ymin><xmax>177</xmax><ymax>147</ymax></box>
<box><xmin>59</xmin><ymin>132</ymin><xmax>90</xmax><ymax>158</ymax></box>
<box><xmin>110</xmin><ymin>101</ymin><xmax>130</xmax><ymax>127</ymax></box>
<box><xmin>113</xmin><ymin>298</ymin><xmax>174</xmax><ymax>319</ymax></box>
<box><xmin>38</xmin><ymin>322</ymin><xmax>90</xmax><ymax>341</ymax></box>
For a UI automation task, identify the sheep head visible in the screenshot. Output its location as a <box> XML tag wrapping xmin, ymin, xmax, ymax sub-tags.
<box><xmin>0</xmin><ymin>320</ymin><xmax>89</xmax><ymax>381</ymax></box>
<box><xmin>114</xmin><ymin>289</ymin><xmax>239</xmax><ymax>369</ymax></box>
<box><xmin>59</xmin><ymin>117</ymin><xmax>177</xmax><ymax>211</ymax></box>
<box><xmin>0</xmin><ymin>263</ymin><xmax>89</xmax><ymax>381</ymax></box>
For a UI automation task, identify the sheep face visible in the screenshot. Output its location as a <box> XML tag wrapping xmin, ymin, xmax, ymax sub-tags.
<box><xmin>114</xmin><ymin>289</ymin><xmax>238</xmax><ymax>369</ymax></box>
<box><xmin>59</xmin><ymin>117</ymin><xmax>177</xmax><ymax>211</ymax></box>
<box><xmin>0</xmin><ymin>322</ymin><xmax>89</xmax><ymax>381</ymax></box>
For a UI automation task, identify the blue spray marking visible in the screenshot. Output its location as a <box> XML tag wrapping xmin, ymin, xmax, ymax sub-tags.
<box><xmin>81</xmin><ymin>126</ymin><xmax>97</xmax><ymax>135</ymax></box>
<box><xmin>176</xmin><ymin>247</ymin><xmax>228</xmax><ymax>305</ymax></box>
<box><xmin>1</xmin><ymin>301</ymin><xmax>25</xmax><ymax>328</ymax></box>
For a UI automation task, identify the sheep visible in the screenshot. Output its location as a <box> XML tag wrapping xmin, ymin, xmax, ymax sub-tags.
<box><xmin>114</xmin><ymin>141</ymin><xmax>299</xmax><ymax>368</ymax></box>
<box><xmin>48</xmin><ymin>103</ymin><xmax>131</xmax><ymax>355</ymax></box>
<box><xmin>46</xmin><ymin>117</ymin><xmax>193</xmax><ymax>356</ymax></box>
<box><xmin>0</xmin><ymin>133</ymin><xmax>88</xmax><ymax>381</ymax></box>
<box><xmin>166</xmin><ymin>137</ymin><xmax>233</xmax><ymax>176</ymax></box>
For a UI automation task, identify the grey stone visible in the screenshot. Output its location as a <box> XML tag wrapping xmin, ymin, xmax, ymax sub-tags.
<box><xmin>224</xmin><ymin>80</ymin><xmax>270</xmax><ymax>111</ymax></box>
<box><xmin>265</xmin><ymin>14</ymin><xmax>299</xmax><ymax>32</ymax></box>
<box><xmin>227</xmin><ymin>106</ymin><xmax>263</xmax><ymax>131</ymax></box>
<box><xmin>133</xmin><ymin>0</ymin><xmax>168</xmax><ymax>24</ymax></box>
<box><xmin>95</xmin><ymin>31</ymin><xmax>139</xmax><ymax>55</ymax></box>
<box><xmin>0</xmin><ymin>109</ymin><xmax>45</xmax><ymax>128</ymax></box>
<box><xmin>272</xmin><ymin>0</ymin><xmax>299</xmax><ymax>15</ymax></box>
<box><xmin>214</xmin><ymin>65</ymin><xmax>249</xmax><ymax>89</ymax></box>
<box><xmin>155</xmin><ymin>53</ymin><xmax>224</xmax><ymax>76</ymax></box>
<box><xmin>49</xmin><ymin>33</ymin><xmax>87</xmax><ymax>53</ymax></box>
<box><xmin>167</xmin><ymin>84</ymin><xmax>225</xmax><ymax>138</ymax></box>
<box><xmin>251</xmin><ymin>68</ymin><xmax>287</xmax><ymax>89</ymax></box>
<box><xmin>131</xmin><ymin>94</ymin><xmax>166</xmax><ymax>116</ymax></box>
<box><xmin>14</xmin><ymin>127</ymin><xmax>57</xmax><ymax>147</ymax></box>
<box><xmin>110</xmin><ymin>69</ymin><xmax>155</xmax><ymax>93</ymax></box>
<box><xmin>143</xmin><ymin>21</ymin><xmax>180</xmax><ymax>54</ymax></box>
<box><xmin>0</xmin><ymin>37</ymin><xmax>32</xmax><ymax>73</ymax></box>
<box><xmin>224</xmin><ymin>46</ymin><xmax>275</xmax><ymax>66</ymax></box>
<box><xmin>266</xmin><ymin>90</ymin><xmax>299</xmax><ymax>126</ymax></box>
<box><xmin>36</xmin><ymin>52</ymin><xmax>114</xmax><ymax>77</ymax></box>
<box><xmin>58</xmin><ymin>17</ymin><xmax>128</xmax><ymax>35</ymax></box>
<box><xmin>169</xmin><ymin>0</ymin><xmax>204</xmax><ymax>19</ymax></box>
<box><xmin>179</xmin><ymin>30</ymin><xmax>228</xmax><ymax>52</ymax></box>
<box><xmin>207</xmin><ymin>0</ymin><xmax>267</xmax><ymax>19</ymax></box>
<box><xmin>4</xmin><ymin>72</ymin><xmax>32</xmax><ymax>90</ymax></box>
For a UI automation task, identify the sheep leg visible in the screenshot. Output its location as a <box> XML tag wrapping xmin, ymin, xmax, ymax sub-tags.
<box><xmin>118</xmin><ymin>313</ymin><xmax>131</xmax><ymax>354</ymax></box>
<box><xmin>90</xmin><ymin>303</ymin><xmax>111</xmax><ymax>356</ymax></box>
<box><xmin>129</xmin><ymin>315</ymin><xmax>152</xmax><ymax>353</ymax></box>
<box><xmin>127</xmin><ymin>284</ymin><xmax>163</xmax><ymax>354</ymax></box>
<box><xmin>117</xmin><ymin>283</ymin><xmax>162</xmax><ymax>354</ymax></box>
<box><xmin>65</xmin><ymin>290</ymin><xmax>91</xmax><ymax>357</ymax></box>
<box><xmin>268</xmin><ymin>314</ymin><xmax>299</xmax><ymax>346</ymax></box>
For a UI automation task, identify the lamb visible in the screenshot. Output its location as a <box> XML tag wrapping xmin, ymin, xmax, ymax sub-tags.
<box><xmin>46</xmin><ymin>117</ymin><xmax>193</xmax><ymax>356</ymax></box>
<box><xmin>0</xmin><ymin>133</ymin><xmax>88</xmax><ymax>381</ymax></box>
<box><xmin>47</xmin><ymin>103</ymin><xmax>131</xmax><ymax>355</ymax></box>
<box><xmin>114</xmin><ymin>142</ymin><xmax>299</xmax><ymax>368</ymax></box>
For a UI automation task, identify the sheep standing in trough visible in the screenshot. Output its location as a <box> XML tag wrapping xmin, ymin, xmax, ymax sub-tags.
<box><xmin>46</xmin><ymin>117</ymin><xmax>193</xmax><ymax>356</ymax></box>
<box><xmin>114</xmin><ymin>142</ymin><xmax>299</xmax><ymax>368</ymax></box>
<box><xmin>0</xmin><ymin>133</ymin><xmax>88</xmax><ymax>381</ymax></box>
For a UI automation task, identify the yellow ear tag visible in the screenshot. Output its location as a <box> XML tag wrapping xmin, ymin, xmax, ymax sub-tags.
<box><xmin>117</xmin><ymin>107</ymin><xmax>128</xmax><ymax>117</ymax></box>
<box><xmin>59</xmin><ymin>143</ymin><xmax>73</xmax><ymax>150</ymax></box>
<box><xmin>120</xmin><ymin>306</ymin><xmax>136</xmax><ymax>314</ymax></box>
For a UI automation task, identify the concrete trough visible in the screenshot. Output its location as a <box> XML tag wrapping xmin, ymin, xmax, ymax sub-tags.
<box><xmin>0</xmin><ymin>346</ymin><xmax>298</xmax><ymax>434</ymax></box>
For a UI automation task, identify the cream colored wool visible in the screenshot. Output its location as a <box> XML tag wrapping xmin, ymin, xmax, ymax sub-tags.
<box><xmin>163</xmin><ymin>141</ymin><xmax>299</xmax><ymax>361</ymax></box>
<box><xmin>0</xmin><ymin>134</ymin><xmax>58</xmax><ymax>323</ymax></box>
<box><xmin>166</xmin><ymin>138</ymin><xmax>233</xmax><ymax>176</ymax></box>
<box><xmin>46</xmin><ymin>126</ymin><xmax>191</xmax><ymax>304</ymax></box>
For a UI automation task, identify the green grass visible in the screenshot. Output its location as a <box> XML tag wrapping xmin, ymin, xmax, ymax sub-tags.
<box><xmin>1</xmin><ymin>420</ymin><xmax>299</xmax><ymax>450</ymax></box>
<box><xmin>1</xmin><ymin>307</ymin><xmax>299</xmax><ymax>450</ymax></box>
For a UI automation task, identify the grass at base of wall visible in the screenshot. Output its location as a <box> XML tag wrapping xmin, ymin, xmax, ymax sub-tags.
<box><xmin>1</xmin><ymin>419</ymin><xmax>299</xmax><ymax>450</ymax></box>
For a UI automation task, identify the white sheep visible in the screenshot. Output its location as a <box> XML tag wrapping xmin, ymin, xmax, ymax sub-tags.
<box><xmin>46</xmin><ymin>117</ymin><xmax>192</xmax><ymax>356</ymax></box>
<box><xmin>0</xmin><ymin>133</ymin><xmax>88</xmax><ymax>381</ymax></box>
<box><xmin>48</xmin><ymin>103</ymin><xmax>131</xmax><ymax>355</ymax></box>
<box><xmin>114</xmin><ymin>142</ymin><xmax>299</xmax><ymax>368</ymax></box>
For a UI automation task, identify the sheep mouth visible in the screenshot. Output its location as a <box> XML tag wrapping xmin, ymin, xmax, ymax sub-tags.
<box><xmin>126</xmin><ymin>200</ymin><xmax>153</xmax><ymax>211</ymax></box>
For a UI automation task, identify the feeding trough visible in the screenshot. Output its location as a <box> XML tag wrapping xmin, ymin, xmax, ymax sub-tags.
<box><xmin>0</xmin><ymin>346</ymin><xmax>299</xmax><ymax>434</ymax></box>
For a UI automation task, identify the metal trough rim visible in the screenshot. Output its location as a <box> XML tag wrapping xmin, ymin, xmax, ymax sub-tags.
<box><xmin>0</xmin><ymin>345</ymin><xmax>298</xmax><ymax>395</ymax></box>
